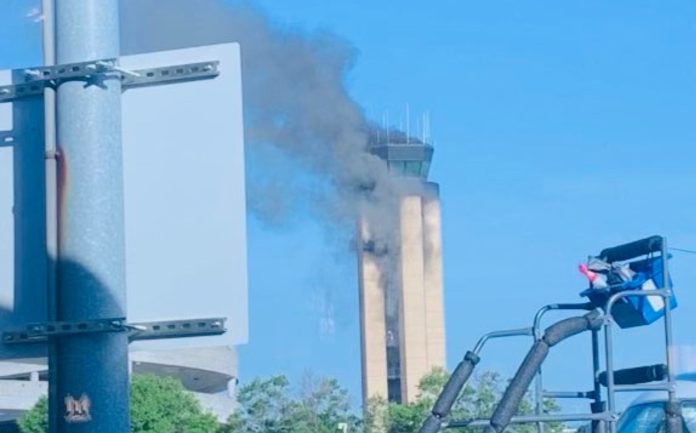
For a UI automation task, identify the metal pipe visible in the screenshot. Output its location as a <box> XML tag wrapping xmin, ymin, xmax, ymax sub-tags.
<box><xmin>532</xmin><ymin>306</ymin><xmax>551</xmax><ymax>433</ymax></box>
<box><xmin>534</xmin><ymin>368</ymin><xmax>545</xmax><ymax>433</ymax></box>
<box><xmin>605</xmin><ymin>289</ymin><xmax>671</xmax><ymax>312</ymax></box>
<box><xmin>661</xmin><ymin>238</ymin><xmax>682</xmax><ymax>433</ymax></box>
<box><xmin>602</xmin><ymin>285</ymin><xmax>674</xmax><ymax>433</ymax></box>
<box><xmin>41</xmin><ymin>1</ymin><xmax>58</xmax><ymax>432</ymax></box>
<box><xmin>421</xmin><ymin>328</ymin><xmax>532</xmax><ymax>433</ymax></box>
<box><xmin>472</xmin><ymin>328</ymin><xmax>533</xmax><ymax>355</ymax></box>
<box><xmin>531</xmin><ymin>302</ymin><xmax>592</xmax><ymax>433</ymax></box>
<box><xmin>604</xmin><ymin>316</ymin><xmax>616</xmax><ymax>433</ymax></box>
<box><xmin>592</xmin><ymin>330</ymin><xmax>601</xmax><ymax>396</ymax></box>
<box><xmin>445</xmin><ymin>412</ymin><xmax>614</xmax><ymax>428</ymax></box>
<box><xmin>54</xmin><ymin>1</ymin><xmax>129</xmax><ymax>432</ymax></box>
<box><xmin>533</xmin><ymin>306</ymin><xmax>553</xmax><ymax>339</ymax></box>
<box><xmin>542</xmin><ymin>391</ymin><xmax>593</xmax><ymax>399</ymax></box>
<box><xmin>487</xmin><ymin>311</ymin><xmax>602</xmax><ymax>433</ymax></box>
<box><xmin>532</xmin><ymin>303</ymin><xmax>595</xmax><ymax>337</ymax></box>
<box><xmin>591</xmin><ymin>329</ymin><xmax>606</xmax><ymax>433</ymax></box>
<box><xmin>613</xmin><ymin>383</ymin><xmax>674</xmax><ymax>393</ymax></box>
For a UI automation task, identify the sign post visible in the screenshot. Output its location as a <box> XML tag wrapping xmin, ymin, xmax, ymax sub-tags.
<box><xmin>41</xmin><ymin>0</ymin><xmax>58</xmax><ymax>430</ymax></box>
<box><xmin>1</xmin><ymin>5</ymin><xmax>246</xmax><ymax>430</ymax></box>
<box><xmin>54</xmin><ymin>0</ymin><xmax>129</xmax><ymax>431</ymax></box>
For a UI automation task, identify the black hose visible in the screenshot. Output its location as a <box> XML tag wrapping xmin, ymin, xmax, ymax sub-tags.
<box><xmin>486</xmin><ymin>311</ymin><xmax>603</xmax><ymax>433</ymax></box>
<box><xmin>420</xmin><ymin>415</ymin><xmax>444</xmax><ymax>433</ymax></box>
<box><xmin>544</xmin><ymin>314</ymin><xmax>601</xmax><ymax>347</ymax></box>
<box><xmin>487</xmin><ymin>340</ymin><xmax>550</xmax><ymax>433</ymax></box>
<box><xmin>599</xmin><ymin>235</ymin><xmax>663</xmax><ymax>262</ymax></box>
<box><xmin>418</xmin><ymin>351</ymin><xmax>480</xmax><ymax>433</ymax></box>
<box><xmin>433</xmin><ymin>352</ymin><xmax>480</xmax><ymax>416</ymax></box>
<box><xmin>598</xmin><ymin>364</ymin><xmax>667</xmax><ymax>387</ymax></box>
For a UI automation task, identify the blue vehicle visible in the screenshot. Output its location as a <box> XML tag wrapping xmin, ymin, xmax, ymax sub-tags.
<box><xmin>617</xmin><ymin>379</ymin><xmax>696</xmax><ymax>433</ymax></box>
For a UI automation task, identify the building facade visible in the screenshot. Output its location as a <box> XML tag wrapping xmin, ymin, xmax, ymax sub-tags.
<box><xmin>358</xmin><ymin>138</ymin><xmax>446</xmax><ymax>404</ymax></box>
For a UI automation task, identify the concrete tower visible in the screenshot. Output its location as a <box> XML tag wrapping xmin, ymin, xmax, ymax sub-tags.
<box><xmin>358</xmin><ymin>136</ymin><xmax>446</xmax><ymax>405</ymax></box>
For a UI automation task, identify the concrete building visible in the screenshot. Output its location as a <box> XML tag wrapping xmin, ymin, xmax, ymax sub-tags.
<box><xmin>358</xmin><ymin>136</ymin><xmax>446</xmax><ymax>404</ymax></box>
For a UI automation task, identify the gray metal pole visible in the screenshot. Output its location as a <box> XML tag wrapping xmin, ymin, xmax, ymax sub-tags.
<box><xmin>604</xmin><ymin>319</ymin><xmax>616</xmax><ymax>433</ymax></box>
<box><xmin>54</xmin><ymin>1</ymin><xmax>129</xmax><ymax>432</ymax></box>
<box><xmin>591</xmin><ymin>329</ymin><xmax>606</xmax><ymax>433</ymax></box>
<box><xmin>661</xmin><ymin>238</ymin><xmax>681</xmax><ymax>433</ymax></box>
<box><xmin>533</xmin><ymin>362</ymin><xmax>545</xmax><ymax>433</ymax></box>
<box><xmin>41</xmin><ymin>1</ymin><xmax>58</xmax><ymax>432</ymax></box>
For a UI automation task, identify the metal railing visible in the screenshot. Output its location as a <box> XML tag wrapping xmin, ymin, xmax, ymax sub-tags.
<box><xmin>423</xmin><ymin>236</ymin><xmax>679</xmax><ymax>433</ymax></box>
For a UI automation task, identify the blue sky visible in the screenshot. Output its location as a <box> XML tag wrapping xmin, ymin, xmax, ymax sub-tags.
<box><xmin>3</xmin><ymin>0</ymin><xmax>696</xmax><ymax>413</ymax></box>
<box><xmin>241</xmin><ymin>0</ymin><xmax>696</xmax><ymax>411</ymax></box>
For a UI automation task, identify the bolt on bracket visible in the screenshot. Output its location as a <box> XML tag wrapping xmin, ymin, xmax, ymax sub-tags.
<box><xmin>0</xmin><ymin>58</ymin><xmax>220</xmax><ymax>104</ymax></box>
<box><xmin>126</xmin><ymin>317</ymin><xmax>227</xmax><ymax>341</ymax></box>
<box><xmin>2</xmin><ymin>317</ymin><xmax>226</xmax><ymax>344</ymax></box>
<box><xmin>2</xmin><ymin>317</ymin><xmax>127</xmax><ymax>344</ymax></box>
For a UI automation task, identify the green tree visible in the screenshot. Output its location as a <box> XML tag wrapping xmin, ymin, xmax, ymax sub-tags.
<box><xmin>17</xmin><ymin>395</ymin><xmax>48</xmax><ymax>433</ymax></box>
<box><xmin>18</xmin><ymin>375</ymin><xmax>218</xmax><ymax>433</ymax></box>
<box><xmin>365</xmin><ymin>368</ymin><xmax>563</xmax><ymax>433</ymax></box>
<box><xmin>220</xmin><ymin>374</ymin><xmax>360</xmax><ymax>433</ymax></box>
<box><xmin>222</xmin><ymin>375</ymin><xmax>295</xmax><ymax>433</ymax></box>
<box><xmin>130</xmin><ymin>374</ymin><xmax>219</xmax><ymax>433</ymax></box>
<box><xmin>291</xmin><ymin>374</ymin><xmax>361</xmax><ymax>433</ymax></box>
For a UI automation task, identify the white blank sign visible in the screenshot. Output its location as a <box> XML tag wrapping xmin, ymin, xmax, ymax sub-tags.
<box><xmin>0</xmin><ymin>42</ymin><xmax>248</xmax><ymax>359</ymax></box>
<box><xmin>122</xmin><ymin>43</ymin><xmax>248</xmax><ymax>349</ymax></box>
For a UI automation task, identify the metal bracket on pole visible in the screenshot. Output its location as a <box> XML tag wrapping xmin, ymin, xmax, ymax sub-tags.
<box><xmin>2</xmin><ymin>317</ymin><xmax>226</xmax><ymax>344</ymax></box>
<box><xmin>126</xmin><ymin>317</ymin><xmax>226</xmax><ymax>341</ymax></box>
<box><xmin>0</xmin><ymin>131</ymin><xmax>13</xmax><ymax>147</ymax></box>
<box><xmin>0</xmin><ymin>58</ymin><xmax>220</xmax><ymax>103</ymax></box>
<box><xmin>2</xmin><ymin>318</ymin><xmax>128</xmax><ymax>344</ymax></box>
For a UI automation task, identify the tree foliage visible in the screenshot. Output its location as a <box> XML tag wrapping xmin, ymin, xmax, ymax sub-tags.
<box><xmin>365</xmin><ymin>368</ymin><xmax>563</xmax><ymax>433</ymax></box>
<box><xmin>220</xmin><ymin>374</ymin><xmax>360</xmax><ymax>433</ymax></box>
<box><xmin>130</xmin><ymin>374</ymin><xmax>219</xmax><ymax>433</ymax></box>
<box><xmin>223</xmin><ymin>369</ymin><xmax>563</xmax><ymax>433</ymax></box>
<box><xmin>17</xmin><ymin>395</ymin><xmax>48</xmax><ymax>433</ymax></box>
<box><xmin>19</xmin><ymin>370</ymin><xmax>564</xmax><ymax>433</ymax></box>
<box><xmin>18</xmin><ymin>374</ymin><xmax>218</xmax><ymax>433</ymax></box>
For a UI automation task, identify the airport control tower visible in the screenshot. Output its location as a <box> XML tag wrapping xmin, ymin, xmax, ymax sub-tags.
<box><xmin>357</xmin><ymin>134</ymin><xmax>446</xmax><ymax>405</ymax></box>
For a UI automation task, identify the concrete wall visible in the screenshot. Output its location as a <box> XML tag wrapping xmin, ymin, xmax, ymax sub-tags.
<box><xmin>422</xmin><ymin>193</ymin><xmax>446</xmax><ymax>371</ymax></box>
<box><xmin>357</xmin><ymin>184</ymin><xmax>447</xmax><ymax>405</ymax></box>
<box><xmin>357</xmin><ymin>218</ymin><xmax>388</xmax><ymax>403</ymax></box>
<box><xmin>397</xmin><ymin>196</ymin><xmax>429</xmax><ymax>404</ymax></box>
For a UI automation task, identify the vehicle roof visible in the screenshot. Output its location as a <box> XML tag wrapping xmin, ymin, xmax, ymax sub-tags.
<box><xmin>629</xmin><ymin>380</ymin><xmax>696</xmax><ymax>406</ymax></box>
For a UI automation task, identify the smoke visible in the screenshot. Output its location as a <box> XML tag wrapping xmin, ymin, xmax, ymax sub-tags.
<box><xmin>119</xmin><ymin>0</ymin><xmax>406</xmax><ymax>245</ymax></box>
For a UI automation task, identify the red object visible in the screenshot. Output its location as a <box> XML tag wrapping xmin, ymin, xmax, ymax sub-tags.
<box><xmin>579</xmin><ymin>263</ymin><xmax>597</xmax><ymax>282</ymax></box>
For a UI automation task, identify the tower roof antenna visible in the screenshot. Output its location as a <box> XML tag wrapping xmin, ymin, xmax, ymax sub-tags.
<box><xmin>425</xmin><ymin>111</ymin><xmax>431</xmax><ymax>144</ymax></box>
<box><xmin>386</xmin><ymin>110</ymin><xmax>390</xmax><ymax>144</ymax></box>
<box><xmin>406</xmin><ymin>103</ymin><xmax>410</xmax><ymax>145</ymax></box>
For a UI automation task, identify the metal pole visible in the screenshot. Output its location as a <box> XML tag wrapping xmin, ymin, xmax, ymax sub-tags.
<box><xmin>534</xmin><ymin>369</ymin><xmax>545</xmax><ymax>433</ymax></box>
<box><xmin>41</xmin><ymin>1</ymin><xmax>58</xmax><ymax>431</ymax></box>
<box><xmin>591</xmin><ymin>329</ymin><xmax>606</xmax><ymax>433</ymax></box>
<box><xmin>533</xmin><ymin>307</ymin><xmax>546</xmax><ymax>433</ymax></box>
<box><xmin>604</xmin><ymin>318</ymin><xmax>616</xmax><ymax>433</ymax></box>
<box><xmin>534</xmin><ymin>317</ymin><xmax>545</xmax><ymax>433</ymax></box>
<box><xmin>661</xmin><ymin>238</ymin><xmax>681</xmax><ymax>433</ymax></box>
<box><xmin>54</xmin><ymin>1</ymin><xmax>129</xmax><ymax>432</ymax></box>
